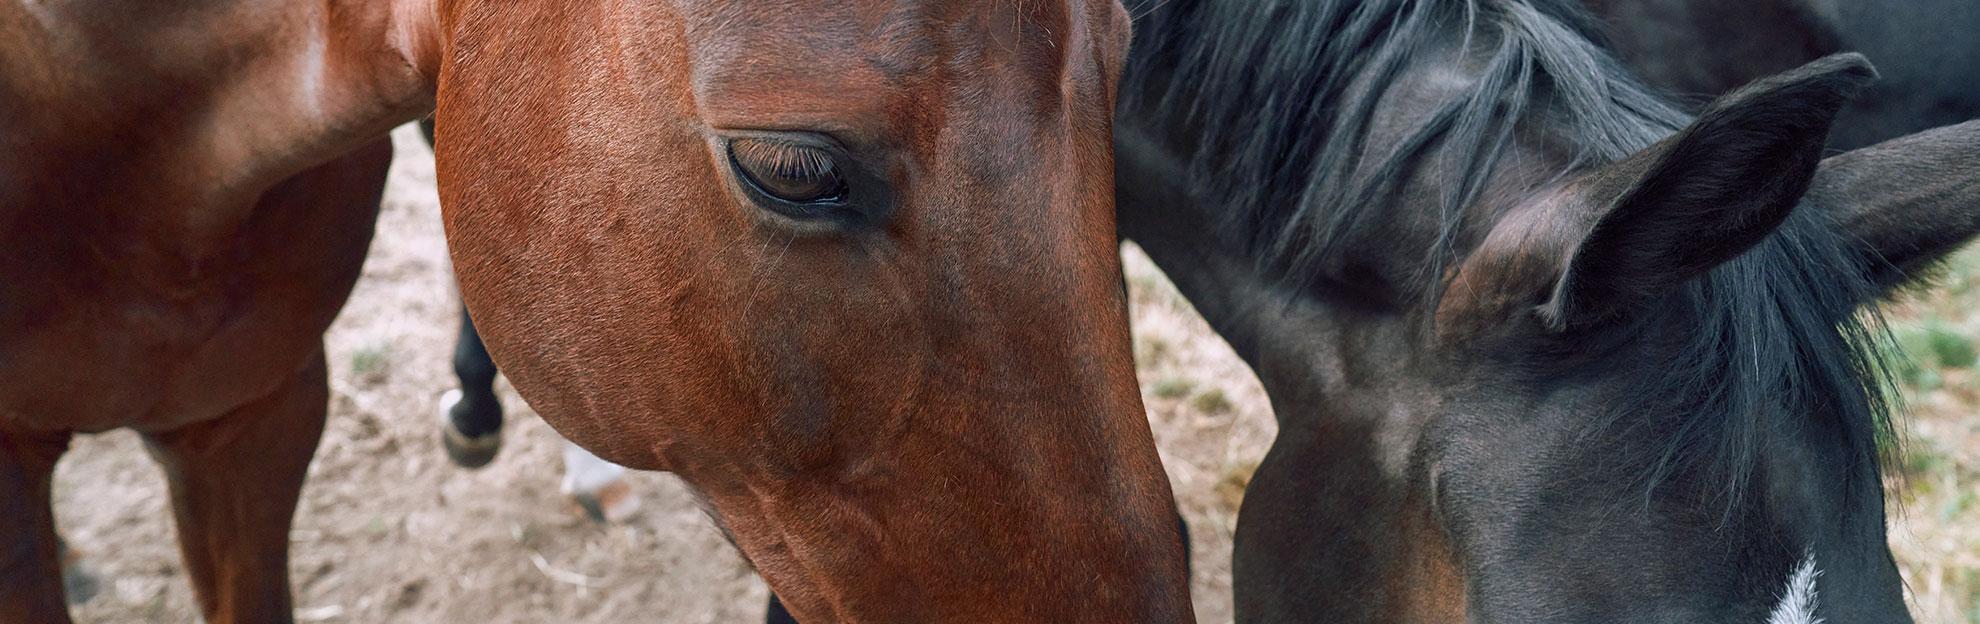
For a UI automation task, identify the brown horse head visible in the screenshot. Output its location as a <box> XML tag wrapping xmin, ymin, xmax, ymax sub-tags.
<box><xmin>432</xmin><ymin>1</ymin><xmax>1189</xmax><ymax>621</ymax></box>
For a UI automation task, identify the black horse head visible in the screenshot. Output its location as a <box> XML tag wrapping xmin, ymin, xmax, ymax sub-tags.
<box><xmin>1118</xmin><ymin>0</ymin><xmax>1980</xmax><ymax>621</ymax></box>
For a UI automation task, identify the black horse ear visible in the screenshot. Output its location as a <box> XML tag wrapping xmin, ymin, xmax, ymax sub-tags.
<box><xmin>1539</xmin><ymin>53</ymin><xmax>1876</xmax><ymax>330</ymax></box>
<box><xmin>1808</xmin><ymin>119</ymin><xmax>1980</xmax><ymax>298</ymax></box>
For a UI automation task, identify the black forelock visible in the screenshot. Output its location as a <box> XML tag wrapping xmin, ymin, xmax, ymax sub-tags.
<box><xmin>1122</xmin><ymin>0</ymin><xmax>1686</xmax><ymax>282</ymax></box>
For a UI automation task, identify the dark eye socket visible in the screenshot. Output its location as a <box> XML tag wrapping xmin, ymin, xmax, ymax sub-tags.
<box><xmin>728</xmin><ymin>138</ymin><xmax>848</xmax><ymax>205</ymax></box>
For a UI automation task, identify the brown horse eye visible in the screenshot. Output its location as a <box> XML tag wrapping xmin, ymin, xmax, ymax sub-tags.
<box><xmin>728</xmin><ymin>139</ymin><xmax>847</xmax><ymax>204</ymax></box>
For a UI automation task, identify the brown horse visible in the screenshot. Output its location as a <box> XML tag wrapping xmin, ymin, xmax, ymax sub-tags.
<box><xmin>1</xmin><ymin>3</ymin><xmax>425</xmax><ymax>622</ymax></box>
<box><xmin>1</xmin><ymin>1</ymin><xmax>1188</xmax><ymax>622</ymax></box>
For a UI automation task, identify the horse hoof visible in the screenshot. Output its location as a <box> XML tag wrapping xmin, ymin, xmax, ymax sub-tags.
<box><xmin>570</xmin><ymin>478</ymin><xmax>640</xmax><ymax>524</ymax></box>
<box><xmin>60</xmin><ymin>546</ymin><xmax>100</xmax><ymax>605</ymax></box>
<box><xmin>438</xmin><ymin>389</ymin><xmax>501</xmax><ymax>469</ymax></box>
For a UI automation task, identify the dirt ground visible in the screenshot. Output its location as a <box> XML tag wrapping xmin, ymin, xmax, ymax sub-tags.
<box><xmin>50</xmin><ymin>125</ymin><xmax>1978</xmax><ymax>622</ymax></box>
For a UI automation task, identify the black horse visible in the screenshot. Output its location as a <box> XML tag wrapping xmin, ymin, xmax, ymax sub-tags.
<box><xmin>1117</xmin><ymin>0</ymin><xmax>1980</xmax><ymax>621</ymax></box>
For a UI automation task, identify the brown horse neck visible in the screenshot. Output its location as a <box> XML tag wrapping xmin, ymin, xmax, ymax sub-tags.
<box><xmin>2</xmin><ymin>0</ymin><xmax>437</xmax><ymax>225</ymax></box>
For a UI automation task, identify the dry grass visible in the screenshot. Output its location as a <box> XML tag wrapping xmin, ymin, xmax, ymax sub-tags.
<box><xmin>1885</xmin><ymin>248</ymin><xmax>1980</xmax><ymax>623</ymax></box>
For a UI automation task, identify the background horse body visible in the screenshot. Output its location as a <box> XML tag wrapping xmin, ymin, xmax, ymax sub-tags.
<box><xmin>1586</xmin><ymin>0</ymin><xmax>1980</xmax><ymax>149</ymax></box>
<box><xmin>6</xmin><ymin>1</ymin><xmax>1194</xmax><ymax>622</ymax></box>
<box><xmin>0</xmin><ymin>2</ymin><xmax>431</xmax><ymax>621</ymax></box>
<box><xmin>1116</xmin><ymin>0</ymin><xmax>1980</xmax><ymax>621</ymax></box>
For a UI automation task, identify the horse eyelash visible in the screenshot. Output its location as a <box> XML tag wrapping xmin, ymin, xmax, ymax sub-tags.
<box><xmin>732</xmin><ymin>139</ymin><xmax>836</xmax><ymax>181</ymax></box>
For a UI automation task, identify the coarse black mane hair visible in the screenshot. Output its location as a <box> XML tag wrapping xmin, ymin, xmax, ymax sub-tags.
<box><xmin>1119</xmin><ymin>0</ymin><xmax>1897</xmax><ymax>509</ymax></box>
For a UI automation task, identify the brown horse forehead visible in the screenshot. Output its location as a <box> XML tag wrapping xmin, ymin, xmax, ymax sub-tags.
<box><xmin>679</xmin><ymin>1</ymin><xmax>1081</xmax><ymax>122</ymax></box>
<box><xmin>678</xmin><ymin>0</ymin><xmax>1076</xmax><ymax>50</ymax></box>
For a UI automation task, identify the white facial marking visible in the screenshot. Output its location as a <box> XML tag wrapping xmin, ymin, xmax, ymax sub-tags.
<box><xmin>1766</xmin><ymin>552</ymin><xmax>1823</xmax><ymax>624</ymax></box>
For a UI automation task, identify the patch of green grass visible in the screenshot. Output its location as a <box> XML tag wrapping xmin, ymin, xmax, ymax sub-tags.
<box><xmin>1151</xmin><ymin>377</ymin><xmax>1196</xmax><ymax>400</ymax></box>
<box><xmin>1190</xmin><ymin>388</ymin><xmax>1234</xmax><ymax>415</ymax></box>
<box><xmin>1944</xmin><ymin>490</ymin><xmax>1978</xmax><ymax>523</ymax></box>
<box><xmin>1127</xmin><ymin>273</ymin><xmax>1166</xmax><ymax>299</ymax></box>
<box><xmin>1215</xmin><ymin>460</ymin><xmax>1259</xmax><ymax>510</ymax></box>
<box><xmin>1895</xmin><ymin>323</ymin><xmax>1934</xmax><ymax>355</ymax></box>
<box><xmin>1134</xmin><ymin>335</ymin><xmax>1172</xmax><ymax>368</ymax></box>
<box><xmin>1909</xmin><ymin>367</ymin><xmax>1946</xmax><ymax>394</ymax></box>
<box><xmin>1890</xmin><ymin>322</ymin><xmax>1971</xmax><ymax>385</ymax></box>
<box><xmin>1903</xmin><ymin>442</ymin><xmax>1953</xmax><ymax>480</ymax></box>
<box><xmin>1926</xmin><ymin>322</ymin><xmax>1980</xmax><ymax>369</ymax></box>
<box><xmin>1958</xmin><ymin>567</ymin><xmax>1980</xmax><ymax>602</ymax></box>
<box><xmin>350</xmin><ymin>342</ymin><xmax>392</xmax><ymax>382</ymax></box>
<box><xmin>1892</xmin><ymin>324</ymin><xmax>1933</xmax><ymax>387</ymax></box>
<box><xmin>1941</xmin><ymin>248</ymin><xmax>1980</xmax><ymax>299</ymax></box>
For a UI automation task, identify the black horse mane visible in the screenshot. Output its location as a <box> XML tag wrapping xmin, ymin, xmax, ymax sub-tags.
<box><xmin>1122</xmin><ymin>0</ymin><xmax>1690</xmax><ymax>274</ymax></box>
<box><xmin>1122</xmin><ymin>0</ymin><xmax>1896</xmax><ymax>509</ymax></box>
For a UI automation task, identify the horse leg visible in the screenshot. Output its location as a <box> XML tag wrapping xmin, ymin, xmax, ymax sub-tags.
<box><xmin>766</xmin><ymin>593</ymin><xmax>798</xmax><ymax>624</ymax></box>
<box><xmin>440</xmin><ymin>305</ymin><xmax>504</xmax><ymax>468</ymax></box>
<box><xmin>1175</xmin><ymin>509</ymin><xmax>1192</xmax><ymax>566</ymax></box>
<box><xmin>143</xmin><ymin>352</ymin><xmax>328</xmax><ymax>624</ymax></box>
<box><xmin>57</xmin><ymin>537</ymin><xmax>99</xmax><ymax>605</ymax></box>
<box><xmin>0</xmin><ymin>429</ymin><xmax>72</xmax><ymax>623</ymax></box>
<box><xmin>560</xmin><ymin>439</ymin><xmax>638</xmax><ymax>522</ymax></box>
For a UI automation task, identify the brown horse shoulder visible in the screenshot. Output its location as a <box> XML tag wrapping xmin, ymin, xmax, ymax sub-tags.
<box><xmin>1</xmin><ymin>1</ymin><xmax>431</xmax><ymax>432</ymax></box>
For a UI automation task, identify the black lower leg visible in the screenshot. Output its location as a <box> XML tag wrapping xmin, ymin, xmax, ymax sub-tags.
<box><xmin>765</xmin><ymin>593</ymin><xmax>798</xmax><ymax>624</ymax></box>
<box><xmin>56</xmin><ymin>538</ymin><xmax>97</xmax><ymax>605</ymax></box>
<box><xmin>0</xmin><ymin>430</ymin><xmax>73</xmax><ymax>623</ymax></box>
<box><xmin>1177</xmin><ymin>508</ymin><xmax>1192</xmax><ymax>564</ymax></box>
<box><xmin>449</xmin><ymin>305</ymin><xmax>504</xmax><ymax>438</ymax></box>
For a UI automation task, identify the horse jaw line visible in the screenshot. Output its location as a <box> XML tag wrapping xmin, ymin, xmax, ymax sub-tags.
<box><xmin>1766</xmin><ymin>552</ymin><xmax>1823</xmax><ymax>624</ymax></box>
